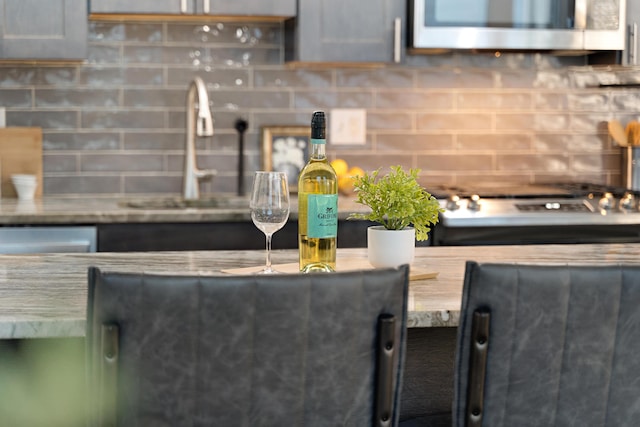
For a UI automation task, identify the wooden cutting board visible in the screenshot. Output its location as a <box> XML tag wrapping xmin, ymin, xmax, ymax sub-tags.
<box><xmin>222</xmin><ymin>257</ymin><xmax>438</xmax><ymax>281</ymax></box>
<box><xmin>0</xmin><ymin>128</ymin><xmax>43</xmax><ymax>198</ymax></box>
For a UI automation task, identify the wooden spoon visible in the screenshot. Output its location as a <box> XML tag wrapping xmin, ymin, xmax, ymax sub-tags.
<box><xmin>608</xmin><ymin>120</ymin><xmax>628</xmax><ymax>146</ymax></box>
<box><xmin>626</xmin><ymin>120</ymin><xmax>640</xmax><ymax>146</ymax></box>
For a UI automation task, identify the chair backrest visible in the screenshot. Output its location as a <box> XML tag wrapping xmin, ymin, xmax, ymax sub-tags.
<box><xmin>86</xmin><ymin>265</ymin><xmax>409</xmax><ymax>427</ymax></box>
<box><xmin>454</xmin><ymin>261</ymin><xmax>640</xmax><ymax>427</ymax></box>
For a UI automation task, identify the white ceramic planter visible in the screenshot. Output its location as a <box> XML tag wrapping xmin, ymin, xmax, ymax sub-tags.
<box><xmin>367</xmin><ymin>226</ymin><xmax>415</xmax><ymax>268</ymax></box>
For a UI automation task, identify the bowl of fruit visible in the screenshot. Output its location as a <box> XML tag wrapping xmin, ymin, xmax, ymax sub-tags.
<box><xmin>330</xmin><ymin>158</ymin><xmax>364</xmax><ymax>196</ymax></box>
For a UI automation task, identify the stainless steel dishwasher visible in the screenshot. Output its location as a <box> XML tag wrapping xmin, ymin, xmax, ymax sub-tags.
<box><xmin>0</xmin><ymin>226</ymin><xmax>97</xmax><ymax>253</ymax></box>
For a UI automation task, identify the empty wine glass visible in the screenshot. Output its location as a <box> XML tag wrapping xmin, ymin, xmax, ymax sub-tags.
<box><xmin>250</xmin><ymin>171</ymin><xmax>290</xmax><ymax>274</ymax></box>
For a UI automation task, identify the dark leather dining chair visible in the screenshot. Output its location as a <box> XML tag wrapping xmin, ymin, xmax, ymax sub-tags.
<box><xmin>454</xmin><ymin>261</ymin><xmax>640</xmax><ymax>427</ymax></box>
<box><xmin>86</xmin><ymin>265</ymin><xmax>409</xmax><ymax>427</ymax></box>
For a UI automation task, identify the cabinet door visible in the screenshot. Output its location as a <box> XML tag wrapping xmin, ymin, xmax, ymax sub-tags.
<box><xmin>91</xmin><ymin>0</ymin><xmax>294</xmax><ymax>16</ymax></box>
<box><xmin>286</xmin><ymin>0</ymin><xmax>405</xmax><ymax>63</ymax></box>
<box><xmin>199</xmin><ymin>0</ymin><xmax>295</xmax><ymax>16</ymax></box>
<box><xmin>0</xmin><ymin>0</ymin><xmax>87</xmax><ymax>60</ymax></box>
<box><xmin>90</xmin><ymin>0</ymin><xmax>194</xmax><ymax>14</ymax></box>
<box><xmin>627</xmin><ymin>0</ymin><xmax>640</xmax><ymax>65</ymax></box>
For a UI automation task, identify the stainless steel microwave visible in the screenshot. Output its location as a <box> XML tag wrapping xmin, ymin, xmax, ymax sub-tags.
<box><xmin>410</xmin><ymin>0</ymin><xmax>626</xmax><ymax>52</ymax></box>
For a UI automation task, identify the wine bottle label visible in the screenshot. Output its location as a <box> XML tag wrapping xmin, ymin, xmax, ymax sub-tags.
<box><xmin>306</xmin><ymin>194</ymin><xmax>338</xmax><ymax>238</ymax></box>
<box><xmin>311</xmin><ymin>137</ymin><xmax>326</xmax><ymax>145</ymax></box>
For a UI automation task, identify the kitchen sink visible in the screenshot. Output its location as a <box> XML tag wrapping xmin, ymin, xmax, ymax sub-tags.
<box><xmin>121</xmin><ymin>196</ymin><xmax>249</xmax><ymax>210</ymax></box>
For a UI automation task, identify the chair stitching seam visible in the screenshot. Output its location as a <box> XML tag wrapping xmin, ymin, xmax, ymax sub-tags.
<box><xmin>501</xmin><ymin>266</ymin><xmax>520</xmax><ymax>426</ymax></box>
<box><xmin>247</xmin><ymin>275</ymin><xmax>259</xmax><ymax>427</ymax></box>
<box><xmin>553</xmin><ymin>268</ymin><xmax>572</xmax><ymax>427</ymax></box>
<box><xmin>300</xmin><ymin>275</ymin><xmax>311</xmax><ymax>426</ymax></box>
<box><xmin>193</xmin><ymin>275</ymin><xmax>204</xmax><ymax>426</ymax></box>
<box><xmin>603</xmin><ymin>266</ymin><xmax>624</xmax><ymax>427</ymax></box>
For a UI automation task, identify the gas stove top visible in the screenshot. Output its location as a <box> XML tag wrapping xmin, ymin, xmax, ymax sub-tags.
<box><xmin>430</xmin><ymin>182</ymin><xmax>637</xmax><ymax>199</ymax></box>
<box><xmin>434</xmin><ymin>183</ymin><xmax>640</xmax><ymax>227</ymax></box>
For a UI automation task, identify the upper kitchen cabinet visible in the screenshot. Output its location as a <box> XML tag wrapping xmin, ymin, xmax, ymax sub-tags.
<box><xmin>90</xmin><ymin>0</ymin><xmax>189</xmax><ymax>14</ymax></box>
<box><xmin>196</xmin><ymin>0</ymin><xmax>295</xmax><ymax>16</ymax></box>
<box><xmin>90</xmin><ymin>0</ymin><xmax>296</xmax><ymax>17</ymax></box>
<box><xmin>285</xmin><ymin>0</ymin><xmax>405</xmax><ymax>63</ymax></box>
<box><xmin>0</xmin><ymin>0</ymin><xmax>87</xmax><ymax>60</ymax></box>
<box><xmin>627</xmin><ymin>0</ymin><xmax>639</xmax><ymax>65</ymax></box>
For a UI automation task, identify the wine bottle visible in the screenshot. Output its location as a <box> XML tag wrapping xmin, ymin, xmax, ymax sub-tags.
<box><xmin>298</xmin><ymin>111</ymin><xmax>338</xmax><ymax>273</ymax></box>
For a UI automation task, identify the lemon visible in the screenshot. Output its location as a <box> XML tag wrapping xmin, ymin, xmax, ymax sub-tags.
<box><xmin>338</xmin><ymin>175</ymin><xmax>355</xmax><ymax>195</ymax></box>
<box><xmin>347</xmin><ymin>166</ymin><xmax>365</xmax><ymax>178</ymax></box>
<box><xmin>330</xmin><ymin>158</ymin><xmax>349</xmax><ymax>177</ymax></box>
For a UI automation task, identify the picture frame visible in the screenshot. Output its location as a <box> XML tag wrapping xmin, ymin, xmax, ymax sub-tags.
<box><xmin>261</xmin><ymin>126</ymin><xmax>310</xmax><ymax>192</ymax></box>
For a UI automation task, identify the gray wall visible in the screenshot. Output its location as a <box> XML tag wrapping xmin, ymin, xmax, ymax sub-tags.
<box><xmin>1</xmin><ymin>19</ymin><xmax>639</xmax><ymax>197</ymax></box>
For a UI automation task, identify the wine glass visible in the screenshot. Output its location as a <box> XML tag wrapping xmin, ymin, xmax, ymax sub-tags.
<box><xmin>250</xmin><ymin>171</ymin><xmax>290</xmax><ymax>274</ymax></box>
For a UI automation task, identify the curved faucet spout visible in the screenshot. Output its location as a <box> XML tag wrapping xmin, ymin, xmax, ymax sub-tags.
<box><xmin>183</xmin><ymin>77</ymin><xmax>217</xmax><ymax>200</ymax></box>
<box><xmin>194</xmin><ymin>78</ymin><xmax>213</xmax><ymax>137</ymax></box>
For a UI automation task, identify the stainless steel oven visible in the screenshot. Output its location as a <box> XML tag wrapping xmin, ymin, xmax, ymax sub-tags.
<box><xmin>430</xmin><ymin>183</ymin><xmax>640</xmax><ymax>245</ymax></box>
<box><xmin>410</xmin><ymin>0</ymin><xmax>626</xmax><ymax>52</ymax></box>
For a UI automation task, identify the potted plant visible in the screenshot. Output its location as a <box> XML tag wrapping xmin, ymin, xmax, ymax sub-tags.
<box><xmin>348</xmin><ymin>165</ymin><xmax>442</xmax><ymax>268</ymax></box>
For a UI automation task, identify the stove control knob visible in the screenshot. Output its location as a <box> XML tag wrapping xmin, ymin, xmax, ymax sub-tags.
<box><xmin>598</xmin><ymin>192</ymin><xmax>615</xmax><ymax>210</ymax></box>
<box><xmin>467</xmin><ymin>194</ymin><xmax>481</xmax><ymax>211</ymax></box>
<box><xmin>446</xmin><ymin>195</ymin><xmax>461</xmax><ymax>211</ymax></box>
<box><xmin>620</xmin><ymin>192</ymin><xmax>636</xmax><ymax>210</ymax></box>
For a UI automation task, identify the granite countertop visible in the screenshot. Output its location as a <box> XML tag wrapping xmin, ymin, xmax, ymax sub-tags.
<box><xmin>0</xmin><ymin>196</ymin><xmax>368</xmax><ymax>224</ymax></box>
<box><xmin>3</xmin><ymin>243</ymin><xmax>640</xmax><ymax>339</ymax></box>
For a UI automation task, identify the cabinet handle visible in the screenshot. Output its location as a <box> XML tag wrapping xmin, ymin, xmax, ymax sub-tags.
<box><xmin>203</xmin><ymin>0</ymin><xmax>210</xmax><ymax>14</ymax></box>
<box><xmin>574</xmin><ymin>0</ymin><xmax>587</xmax><ymax>29</ymax></box>
<box><xmin>631</xmin><ymin>23</ymin><xmax>638</xmax><ymax>66</ymax></box>
<box><xmin>393</xmin><ymin>17</ymin><xmax>402</xmax><ymax>63</ymax></box>
<box><xmin>180</xmin><ymin>0</ymin><xmax>188</xmax><ymax>13</ymax></box>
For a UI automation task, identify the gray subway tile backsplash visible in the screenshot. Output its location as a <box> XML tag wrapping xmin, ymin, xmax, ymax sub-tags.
<box><xmin>35</xmin><ymin>89</ymin><xmax>120</xmax><ymax>108</ymax></box>
<box><xmin>0</xmin><ymin>89</ymin><xmax>31</xmax><ymax>107</ymax></box>
<box><xmin>43</xmin><ymin>154</ymin><xmax>78</xmax><ymax>173</ymax></box>
<box><xmin>44</xmin><ymin>132</ymin><xmax>121</xmax><ymax>151</ymax></box>
<box><xmin>336</xmin><ymin>68</ymin><xmax>414</xmax><ymax>88</ymax></box>
<box><xmin>79</xmin><ymin>66</ymin><xmax>164</xmax><ymax>86</ymax></box>
<box><xmin>0</xmin><ymin>19</ymin><xmax>637</xmax><ymax>197</ymax></box>
<box><xmin>44</xmin><ymin>176</ymin><xmax>122</xmax><ymax>195</ymax></box>
<box><xmin>8</xmin><ymin>111</ymin><xmax>79</xmax><ymax>129</ymax></box>
<box><xmin>81</xmin><ymin>154</ymin><xmax>164</xmax><ymax>172</ymax></box>
<box><xmin>81</xmin><ymin>110</ymin><xmax>167</xmax><ymax>130</ymax></box>
<box><xmin>254</xmin><ymin>68</ymin><xmax>333</xmax><ymax>88</ymax></box>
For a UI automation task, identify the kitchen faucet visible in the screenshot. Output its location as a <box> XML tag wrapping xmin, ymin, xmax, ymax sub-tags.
<box><xmin>183</xmin><ymin>77</ymin><xmax>216</xmax><ymax>200</ymax></box>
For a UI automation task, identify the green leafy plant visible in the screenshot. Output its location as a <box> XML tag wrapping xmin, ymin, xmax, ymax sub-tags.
<box><xmin>348</xmin><ymin>166</ymin><xmax>443</xmax><ymax>241</ymax></box>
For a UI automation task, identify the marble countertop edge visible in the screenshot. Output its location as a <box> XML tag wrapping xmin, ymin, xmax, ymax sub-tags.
<box><xmin>0</xmin><ymin>196</ymin><xmax>370</xmax><ymax>224</ymax></box>
<box><xmin>3</xmin><ymin>244</ymin><xmax>640</xmax><ymax>339</ymax></box>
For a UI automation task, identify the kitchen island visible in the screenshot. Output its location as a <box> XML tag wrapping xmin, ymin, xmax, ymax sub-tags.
<box><xmin>3</xmin><ymin>243</ymin><xmax>639</xmax><ymax>424</ymax></box>
<box><xmin>2</xmin><ymin>243</ymin><xmax>640</xmax><ymax>339</ymax></box>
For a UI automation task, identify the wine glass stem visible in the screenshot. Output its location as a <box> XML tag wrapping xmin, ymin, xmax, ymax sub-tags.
<box><xmin>265</xmin><ymin>233</ymin><xmax>273</xmax><ymax>270</ymax></box>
